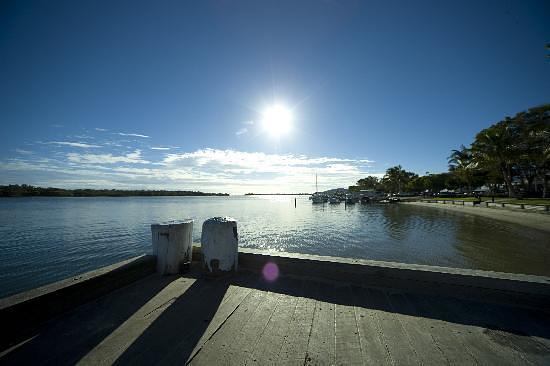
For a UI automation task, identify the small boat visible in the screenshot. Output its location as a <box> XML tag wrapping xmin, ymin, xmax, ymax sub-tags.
<box><xmin>312</xmin><ymin>194</ymin><xmax>325</xmax><ymax>204</ymax></box>
<box><xmin>360</xmin><ymin>196</ymin><xmax>370</xmax><ymax>204</ymax></box>
<box><xmin>380</xmin><ymin>196</ymin><xmax>399</xmax><ymax>204</ymax></box>
<box><xmin>311</xmin><ymin>174</ymin><xmax>329</xmax><ymax>204</ymax></box>
<box><xmin>345</xmin><ymin>194</ymin><xmax>356</xmax><ymax>204</ymax></box>
<box><xmin>329</xmin><ymin>196</ymin><xmax>340</xmax><ymax>204</ymax></box>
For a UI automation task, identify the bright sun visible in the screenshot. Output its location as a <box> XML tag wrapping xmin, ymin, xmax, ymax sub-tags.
<box><xmin>261</xmin><ymin>105</ymin><xmax>293</xmax><ymax>137</ymax></box>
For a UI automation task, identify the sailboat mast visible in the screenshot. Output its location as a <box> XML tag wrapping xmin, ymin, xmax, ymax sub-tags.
<box><xmin>315</xmin><ymin>173</ymin><xmax>318</xmax><ymax>193</ymax></box>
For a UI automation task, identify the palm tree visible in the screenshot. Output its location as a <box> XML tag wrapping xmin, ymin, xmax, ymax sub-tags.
<box><xmin>448</xmin><ymin>145</ymin><xmax>476</xmax><ymax>192</ymax></box>
<box><xmin>471</xmin><ymin>120</ymin><xmax>519</xmax><ymax>198</ymax></box>
<box><xmin>383</xmin><ymin>165</ymin><xmax>415</xmax><ymax>193</ymax></box>
<box><xmin>356</xmin><ymin>176</ymin><xmax>380</xmax><ymax>190</ymax></box>
<box><xmin>519</xmin><ymin>105</ymin><xmax>550</xmax><ymax>197</ymax></box>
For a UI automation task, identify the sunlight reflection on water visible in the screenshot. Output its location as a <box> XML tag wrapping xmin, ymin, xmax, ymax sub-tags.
<box><xmin>0</xmin><ymin>195</ymin><xmax>548</xmax><ymax>297</ymax></box>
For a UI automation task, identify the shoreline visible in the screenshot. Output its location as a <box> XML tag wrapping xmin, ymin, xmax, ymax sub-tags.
<box><xmin>404</xmin><ymin>201</ymin><xmax>550</xmax><ymax>233</ymax></box>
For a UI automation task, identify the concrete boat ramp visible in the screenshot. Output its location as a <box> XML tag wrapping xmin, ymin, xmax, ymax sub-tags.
<box><xmin>1</xmin><ymin>249</ymin><xmax>550</xmax><ymax>365</ymax></box>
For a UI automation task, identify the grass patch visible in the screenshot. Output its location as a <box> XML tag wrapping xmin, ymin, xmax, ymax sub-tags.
<box><xmin>503</xmin><ymin>199</ymin><xmax>550</xmax><ymax>205</ymax></box>
<box><xmin>424</xmin><ymin>197</ymin><xmax>488</xmax><ymax>202</ymax></box>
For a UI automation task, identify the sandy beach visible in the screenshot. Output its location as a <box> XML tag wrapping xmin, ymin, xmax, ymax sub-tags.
<box><xmin>403</xmin><ymin>201</ymin><xmax>550</xmax><ymax>233</ymax></box>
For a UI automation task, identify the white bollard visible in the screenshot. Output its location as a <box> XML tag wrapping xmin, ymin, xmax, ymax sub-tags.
<box><xmin>201</xmin><ymin>217</ymin><xmax>238</xmax><ymax>275</ymax></box>
<box><xmin>151</xmin><ymin>220</ymin><xmax>193</xmax><ymax>275</ymax></box>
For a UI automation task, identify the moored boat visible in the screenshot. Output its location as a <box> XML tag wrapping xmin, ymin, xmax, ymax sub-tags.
<box><xmin>311</xmin><ymin>194</ymin><xmax>326</xmax><ymax>204</ymax></box>
<box><xmin>345</xmin><ymin>194</ymin><xmax>357</xmax><ymax>204</ymax></box>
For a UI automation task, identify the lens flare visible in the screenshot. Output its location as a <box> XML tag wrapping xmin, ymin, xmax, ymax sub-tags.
<box><xmin>262</xmin><ymin>262</ymin><xmax>279</xmax><ymax>282</ymax></box>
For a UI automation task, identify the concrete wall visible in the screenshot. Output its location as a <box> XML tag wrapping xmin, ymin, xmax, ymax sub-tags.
<box><xmin>3</xmin><ymin>245</ymin><xmax>549</xmax><ymax>351</ymax></box>
<box><xmin>190</xmin><ymin>245</ymin><xmax>550</xmax><ymax>310</ymax></box>
<box><xmin>235</xmin><ymin>248</ymin><xmax>550</xmax><ymax>311</ymax></box>
<box><xmin>0</xmin><ymin>255</ymin><xmax>156</xmax><ymax>351</ymax></box>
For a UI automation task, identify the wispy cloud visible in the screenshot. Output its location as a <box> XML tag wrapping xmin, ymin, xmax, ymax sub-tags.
<box><xmin>161</xmin><ymin>148</ymin><xmax>375</xmax><ymax>192</ymax></box>
<box><xmin>95</xmin><ymin>128</ymin><xmax>108</xmax><ymax>132</ymax></box>
<box><xmin>117</xmin><ymin>132</ymin><xmax>150</xmax><ymax>138</ymax></box>
<box><xmin>163</xmin><ymin>148</ymin><xmax>372</xmax><ymax>169</ymax></box>
<box><xmin>15</xmin><ymin>149</ymin><xmax>33</xmax><ymax>155</ymax></box>
<box><xmin>72</xmin><ymin>134</ymin><xmax>94</xmax><ymax>140</ymax></box>
<box><xmin>1</xmin><ymin>145</ymin><xmax>378</xmax><ymax>193</ymax></box>
<box><xmin>235</xmin><ymin>128</ymin><xmax>248</xmax><ymax>136</ymax></box>
<box><xmin>48</xmin><ymin>141</ymin><xmax>102</xmax><ymax>148</ymax></box>
<box><xmin>67</xmin><ymin>150</ymin><xmax>149</xmax><ymax>164</ymax></box>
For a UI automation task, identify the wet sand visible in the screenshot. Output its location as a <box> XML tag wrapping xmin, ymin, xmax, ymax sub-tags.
<box><xmin>404</xmin><ymin>201</ymin><xmax>550</xmax><ymax>233</ymax></box>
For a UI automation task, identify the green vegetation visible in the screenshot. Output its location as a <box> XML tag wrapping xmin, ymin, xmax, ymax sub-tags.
<box><xmin>499</xmin><ymin>198</ymin><xmax>550</xmax><ymax>205</ymax></box>
<box><xmin>469</xmin><ymin>105</ymin><xmax>550</xmax><ymax>198</ymax></box>
<box><xmin>350</xmin><ymin>104</ymin><xmax>550</xmax><ymax>198</ymax></box>
<box><xmin>423</xmin><ymin>197</ymin><xmax>491</xmax><ymax>202</ymax></box>
<box><xmin>0</xmin><ymin>184</ymin><xmax>229</xmax><ymax>197</ymax></box>
<box><xmin>350</xmin><ymin>167</ymin><xmax>459</xmax><ymax>194</ymax></box>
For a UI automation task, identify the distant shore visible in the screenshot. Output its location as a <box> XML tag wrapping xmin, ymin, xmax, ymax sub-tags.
<box><xmin>244</xmin><ymin>193</ymin><xmax>311</xmax><ymax>195</ymax></box>
<box><xmin>0</xmin><ymin>185</ymin><xmax>229</xmax><ymax>197</ymax></box>
<box><xmin>404</xmin><ymin>201</ymin><xmax>550</xmax><ymax>233</ymax></box>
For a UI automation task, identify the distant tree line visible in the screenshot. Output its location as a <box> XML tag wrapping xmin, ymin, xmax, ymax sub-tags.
<box><xmin>0</xmin><ymin>184</ymin><xmax>229</xmax><ymax>197</ymax></box>
<box><xmin>350</xmin><ymin>104</ymin><xmax>550</xmax><ymax>198</ymax></box>
<box><xmin>350</xmin><ymin>168</ymin><xmax>471</xmax><ymax>196</ymax></box>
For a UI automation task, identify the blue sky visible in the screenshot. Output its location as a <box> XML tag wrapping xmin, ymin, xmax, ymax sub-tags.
<box><xmin>1</xmin><ymin>0</ymin><xmax>549</xmax><ymax>193</ymax></box>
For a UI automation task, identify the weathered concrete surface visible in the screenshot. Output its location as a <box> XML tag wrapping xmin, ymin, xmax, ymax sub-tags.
<box><xmin>201</xmin><ymin>217</ymin><xmax>238</xmax><ymax>273</ymax></box>
<box><xmin>192</xmin><ymin>244</ymin><xmax>550</xmax><ymax>309</ymax></box>
<box><xmin>151</xmin><ymin>220</ymin><xmax>193</xmax><ymax>275</ymax></box>
<box><xmin>236</xmin><ymin>248</ymin><xmax>550</xmax><ymax>310</ymax></box>
<box><xmin>1</xmin><ymin>268</ymin><xmax>549</xmax><ymax>365</ymax></box>
<box><xmin>0</xmin><ymin>255</ymin><xmax>156</xmax><ymax>352</ymax></box>
<box><xmin>404</xmin><ymin>201</ymin><xmax>550</xmax><ymax>233</ymax></box>
<box><xmin>2</xmin><ymin>250</ymin><xmax>550</xmax><ymax>365</ymax></box>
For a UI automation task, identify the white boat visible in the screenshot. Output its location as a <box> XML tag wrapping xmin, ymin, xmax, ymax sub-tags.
<box><xmin>311</xmin><ymin>174</ymin><xmax>327</xmax><ymax>204</ymax></box>
<box><xmin>345</xmin><ymin>194</ymin><xmax>357</xmax><ymax>204</ymax></box>
<box><xmin>311</xmin><ymin>193</ymin><xmax>325</xmax><ymax>204</ymax></box>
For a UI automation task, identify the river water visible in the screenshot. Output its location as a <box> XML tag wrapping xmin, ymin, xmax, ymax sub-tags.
<box><xmin>0</xmin><ymin>195</ymin><xmax>548</xmax><ymax>298</ymax></box>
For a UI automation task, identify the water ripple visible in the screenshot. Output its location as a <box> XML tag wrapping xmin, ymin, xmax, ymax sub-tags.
<box><xmin>0</xmin><ymin>196</ymin><xmax>549</xmax><ymax>298</ymax></box>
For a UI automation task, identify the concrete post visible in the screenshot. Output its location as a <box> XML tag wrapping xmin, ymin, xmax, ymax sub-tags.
<box><xmin>151</xmin><ymin>220</ymin><xmax>193</xmax><ymax>275</ymax></box>
<box><xmin>201</xmin><ymin>217</ymin><xmax>238</xmax><ymax>275</ymax></box>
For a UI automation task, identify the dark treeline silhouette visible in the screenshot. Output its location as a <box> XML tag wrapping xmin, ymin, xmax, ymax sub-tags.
<box><xmin>351</xmin><ymin>104</ymin><xmax>550</xmax><ymax>198</ymax></box>
<box><xmin>0</xmin><ymin>184</ymin><xmax>229</xmax><ymax>197</ymax></box>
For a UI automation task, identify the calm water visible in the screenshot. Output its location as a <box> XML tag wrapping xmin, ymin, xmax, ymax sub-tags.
<box><xmin>0</xmin><ymin>196</ymin><xmax>549</xmax><ymax>298</ymax></box>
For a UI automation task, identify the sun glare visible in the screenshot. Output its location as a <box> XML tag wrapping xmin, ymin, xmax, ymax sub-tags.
<box><xmin>262</xmin><ymin>105</ymin><xmax>293</xmax><ymax>137</ymax></box>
